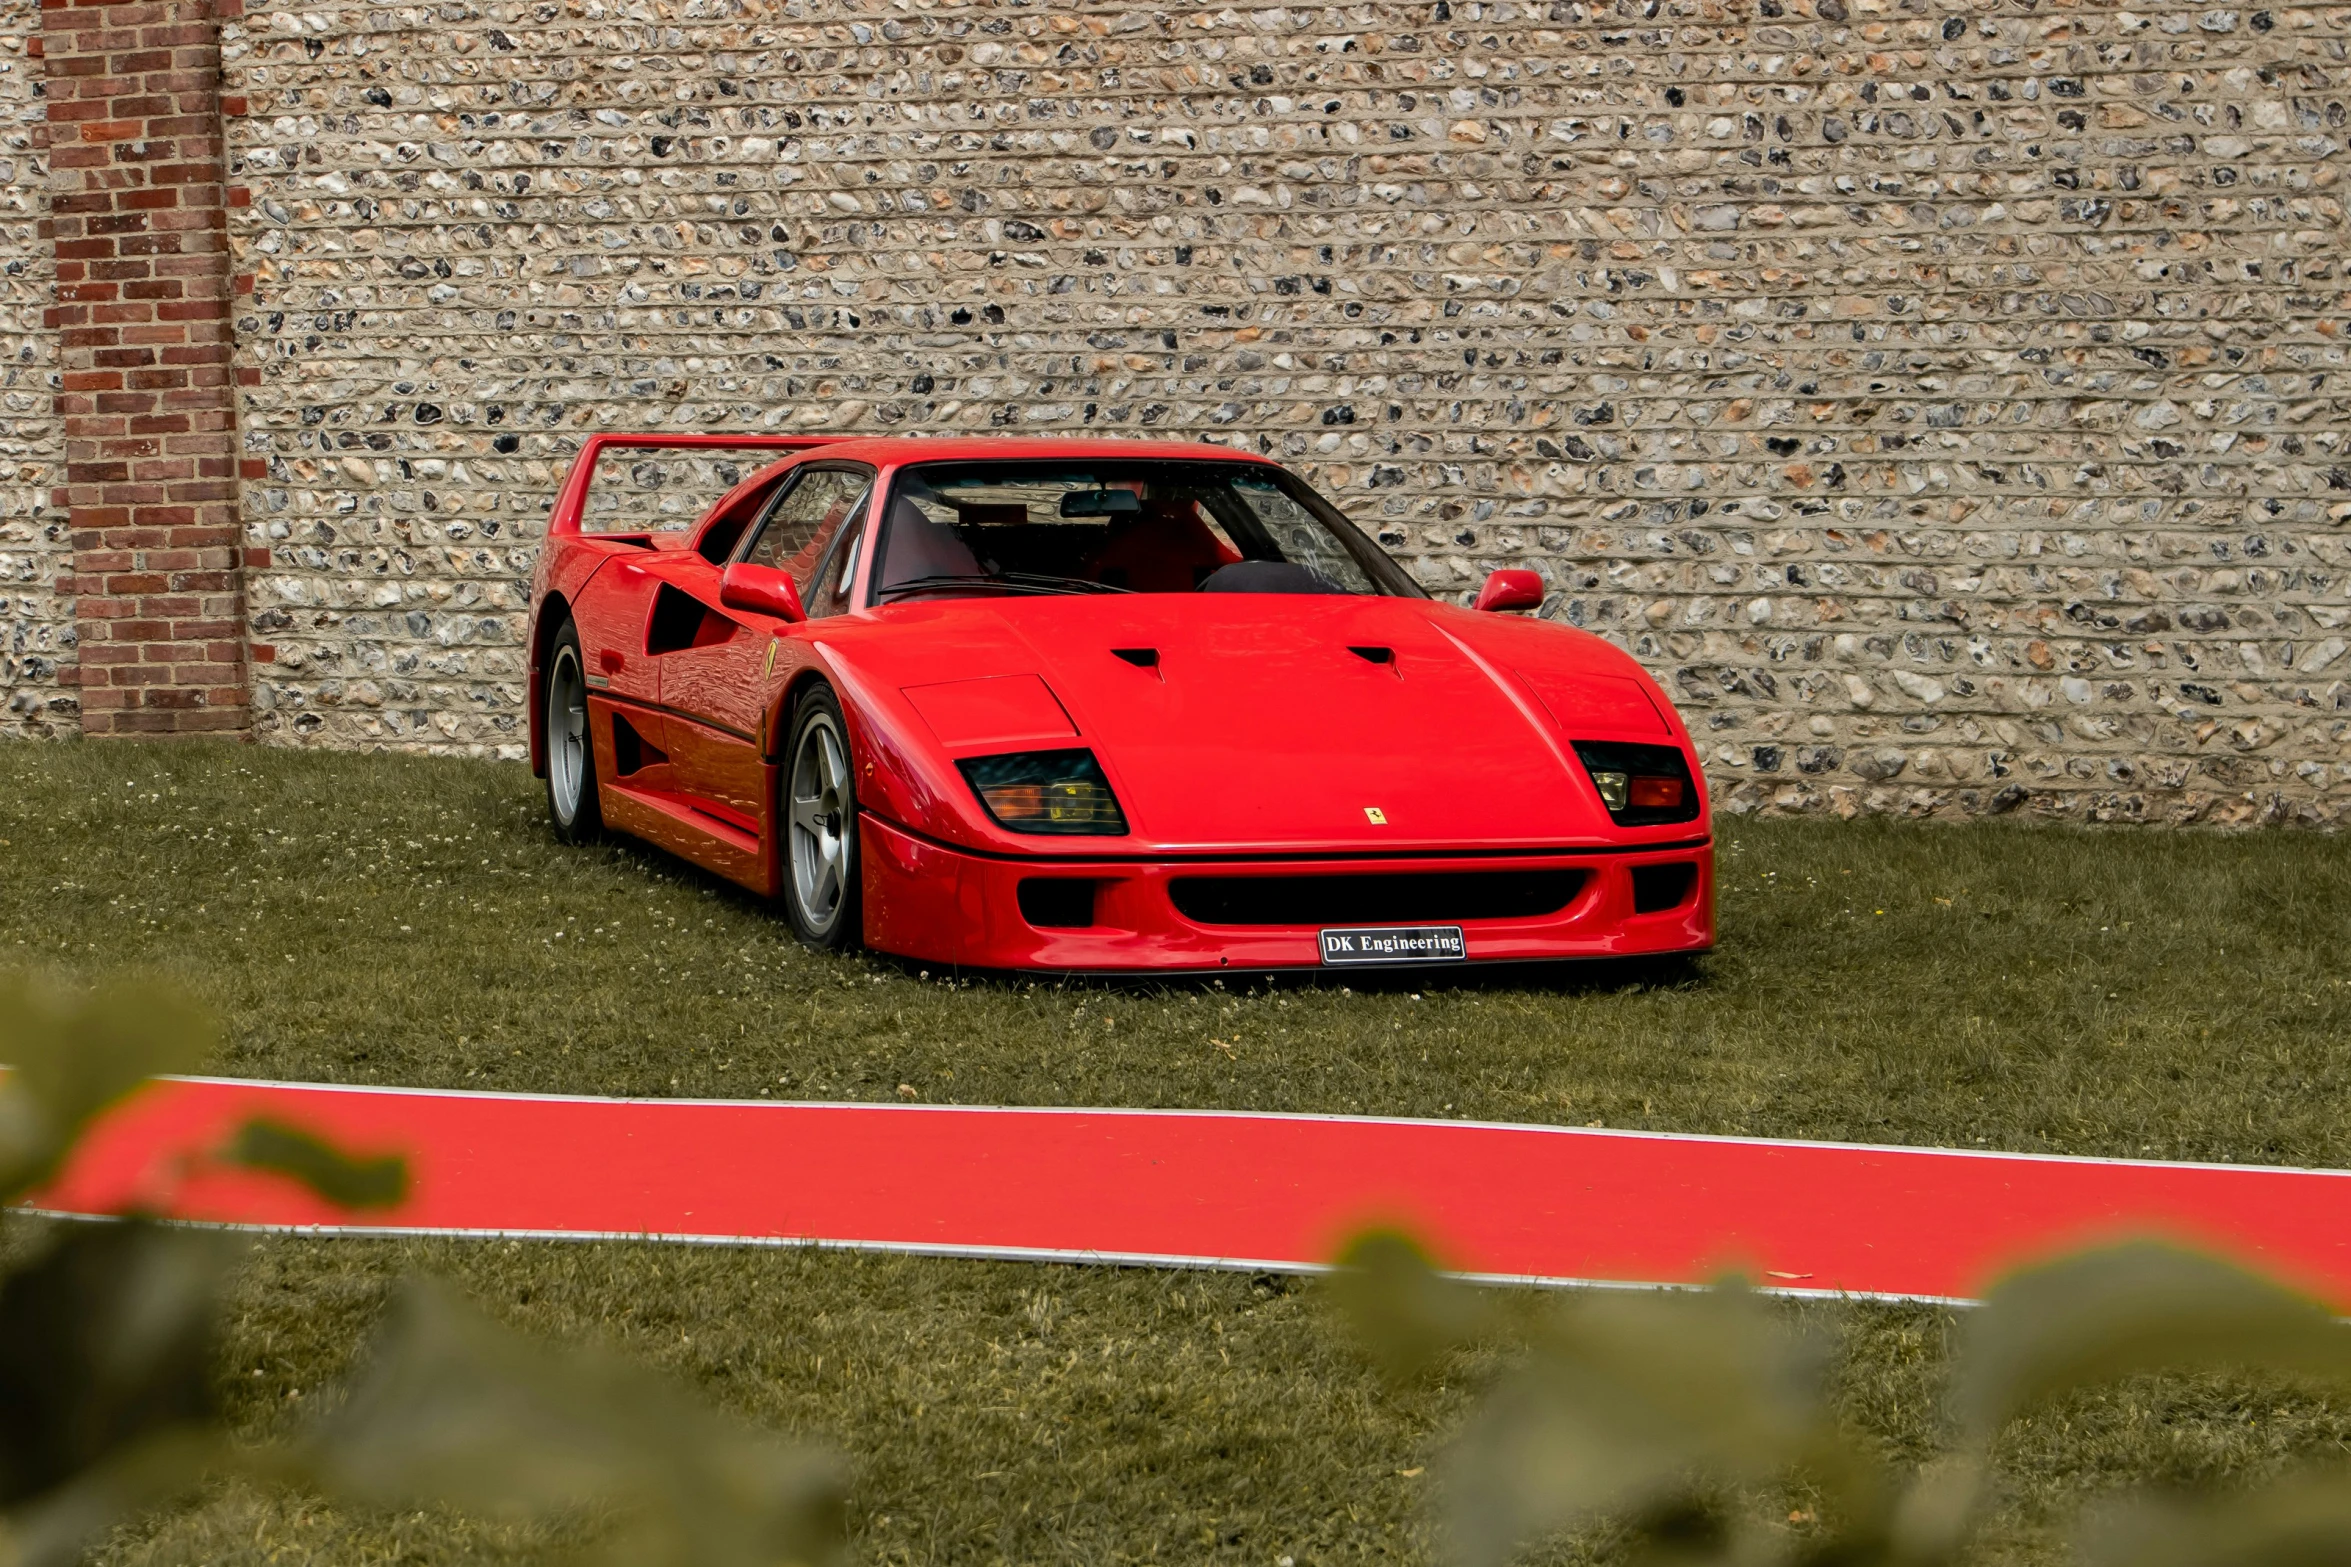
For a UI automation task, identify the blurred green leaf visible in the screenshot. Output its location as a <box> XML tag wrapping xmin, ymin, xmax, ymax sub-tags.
<box><xmin>289</xmin><ymin>1279</ymin><xmax>843</xmax><ymax>1567</ymax></box>
<box><xmin>2081</xmin><ymin>1473</ymin><xmax>2351</xmax><ymax>1567</ymax></box>
<box><xmin>223</xmin><ymin>1118</ymin><xmax>409</xmax><ymax>1211</ymax></box>
<box><xmin>1442</xmin><ymin>1283</ymin><xmax>1844</xmax><ymax>1567</ymax></box>
<box><xmin>1951</xmin><ymin>1242</ymin><xmax>2351</xmax><ymax>1445</ymax></box>
<box><xmin>0</xmin><ymin>1222</ymin><xmax>231</xmax><ymax>1508</ymax></box>
<box><xmin>0</xmin><ymin>977</ymin><xmax>842</xmax><ymax>1567</ymax></box>
<box><xmin>1881</xmin><ymin>1455</ymin><xmax>1984</xmax><ymax>1567</ymax></box>
<box><xmin>1339</xmin><ymin>1231</ymin><xmax>2351</xmax><ymax>1567</ymax></box>
<box><xmin>0</xmin><ymin>1425</ymin><xmax>225</xmax><ymax>1567</ymax></box>
<box><xmin>1329</xmin><ymin>1230</ymin><xmax>1495</xmax><ymax>1381</ymax></box>
<box><xmin>0</xmin><ymin>1223</ymin><xmax>237</xmax><ymax>1567</ymax></box>
<box><xmin>0</xmin><ymin>978</ymin><xmax>214</xmax><ymax>1198</ymax></box>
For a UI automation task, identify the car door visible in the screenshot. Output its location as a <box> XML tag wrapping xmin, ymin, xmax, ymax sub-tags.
<box><xmin>660</xmin><ymin>463</ymin><xmax>877</xmax><ymax>834</ymax></box>
<box><xmin>569</xmin><ymin>550</ymin><xmax>681</xmax><ymax>796</ymax></box>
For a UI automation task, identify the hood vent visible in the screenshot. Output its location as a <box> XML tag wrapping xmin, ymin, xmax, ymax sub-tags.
<box><xmin>1348</xmin><ymin>645</ymin><xmax>1395</xmax><ymax>666</ymax></box>
<box><xmin>1111</xmin><ymin>647</ymin><xmax>1160</xmax><ymax>670</ymax></box>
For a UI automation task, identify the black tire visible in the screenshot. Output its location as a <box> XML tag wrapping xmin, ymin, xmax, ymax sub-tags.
<box><xmin>780</xmin><ymin>684</ymin><xmax>863</xmax><ymax>950</ymax></box>
<box><xmin>543</xmin><ymin>619</ymin><xmax>604</xmax><ymax>844</ymax></box>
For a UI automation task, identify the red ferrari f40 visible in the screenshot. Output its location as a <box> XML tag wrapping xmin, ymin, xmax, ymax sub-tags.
<box><xmin>526</xmin><ymin>435</ymin><xmax>1713</xmax><ymax>972</ymax></box>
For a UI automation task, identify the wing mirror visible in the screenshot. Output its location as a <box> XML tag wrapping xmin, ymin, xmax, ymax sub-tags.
<box><xmin>1473</xmin><ymin>568</ymin><xmax>1545</xmax><ymax>614</ymax></box>
<box><xmin>719</xmin><ymin>562</ymin><xmax>806</xmax><ymax>623</ymax></box>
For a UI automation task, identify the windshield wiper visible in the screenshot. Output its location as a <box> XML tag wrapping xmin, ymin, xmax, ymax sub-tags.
<box><xmin>878</xmin><ymin>571</ymin><xmax>1130</xmax><ymax>602</ymax></box>
<box><xmin>995</xmin><ymin>572</ymin><xmax>1132</xmax><ymax>595</ymax></box>
<box><xmin>877</xmin><ymin>573</ymin><xmax>1034</xmax><ymax>601</ymax></box>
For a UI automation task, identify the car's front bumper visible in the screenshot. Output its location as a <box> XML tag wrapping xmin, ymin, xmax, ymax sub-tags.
<box><xmin>859</xmin><ymin>815</ymin><xmax>1714</xmax><ymax>972</ymax></box>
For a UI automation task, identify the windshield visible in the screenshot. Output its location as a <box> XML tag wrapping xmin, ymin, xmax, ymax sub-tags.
<box><xmin>870</xmin><ymin>461</ymin><xmax>1426</xmax><ymax>603</ymax></box>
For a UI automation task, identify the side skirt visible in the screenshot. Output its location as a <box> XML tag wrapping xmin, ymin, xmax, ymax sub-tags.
<box><xmin>601</xmin><ymin>778</ymin><xmax>780</xmax><ymax>898</ymax></box>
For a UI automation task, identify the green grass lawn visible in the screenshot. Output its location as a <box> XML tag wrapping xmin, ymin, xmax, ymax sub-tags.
<box><xmin>6</xmin><ymin>740</ymin><xmax>2349</xmax><ymax>1565</ymax></box>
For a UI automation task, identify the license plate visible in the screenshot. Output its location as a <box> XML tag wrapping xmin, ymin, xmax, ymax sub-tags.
<box><xmin>1318</xmin><ymin>925</ymin><xmax>1467</xmax><ymax>966</ymax></box>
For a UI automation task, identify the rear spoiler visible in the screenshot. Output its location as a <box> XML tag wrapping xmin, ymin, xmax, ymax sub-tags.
<box><xmin>544</xmin><ymin>433</ymin><xmax>850</xmax><ymax>537</ymax></box>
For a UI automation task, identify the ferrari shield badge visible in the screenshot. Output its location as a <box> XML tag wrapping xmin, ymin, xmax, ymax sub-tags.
<box><xmin>1363</xmin><ymin>806</ymin><xmax>1387</xmax><ymax>824</ymax></box>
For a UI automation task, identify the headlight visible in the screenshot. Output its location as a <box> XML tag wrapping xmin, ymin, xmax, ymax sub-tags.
<box><xmin>1571</xmin><ymin>740</ymin><xmax>1699</xmax><ymax>827</ymax></box>
<box><xmin>959</xmin><ymin>749</ymin><xmax>1128</xmax><ymax>835</ymax></box>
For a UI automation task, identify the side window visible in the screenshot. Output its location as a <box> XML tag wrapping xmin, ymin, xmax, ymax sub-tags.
<box><xmin>804</xmin><ymin>509</ymin><xmax>864</xmax><ymax>618</ymax></box>
<box><xmin>738</xmin><ymin>467</ymin><xmax>874</xmax><ymax>597</ymax></box>
<box><xmin>694</xmin><ymin>475</ymin><xmax>787</xmax><ymax>565</ymax></box>
<box><xmin>828</xmin><ymin>530</ymin><xmax>862</xmax><ymax>615</ymax></box>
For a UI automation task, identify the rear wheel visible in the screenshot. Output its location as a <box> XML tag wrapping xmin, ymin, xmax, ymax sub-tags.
<box><xmin>544</xmin><ymin>620</ymin><xmax>603</xmax><ymax>843</ymax></box>
<box><xmin>782</xmin><ymin>685</ymin><xmax>862</xmax><ymax>949</ymax></box>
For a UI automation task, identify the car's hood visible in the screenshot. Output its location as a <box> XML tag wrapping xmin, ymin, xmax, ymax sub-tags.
<box><xmin>829</xmin><ymin>594</ymin><xmax>1695</xmax><ymax>855</ymax></box>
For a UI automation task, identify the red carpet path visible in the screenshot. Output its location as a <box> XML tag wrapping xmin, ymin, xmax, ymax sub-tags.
<box><xmin>27</xmin><ymin>1076</ymin><xmax>2351</xmax><ymax>1306</ymax></box>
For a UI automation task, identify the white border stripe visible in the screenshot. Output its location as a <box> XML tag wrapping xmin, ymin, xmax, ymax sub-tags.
<box><xmin>18</xmin><ymin>1207</ymin><xmax>1980</xmax><ymax>1307</ymax></box>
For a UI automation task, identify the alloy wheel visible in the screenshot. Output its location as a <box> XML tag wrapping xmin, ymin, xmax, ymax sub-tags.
<box><xmin>789</xmin><ymin>711</ymin><xmax>852</xmax><ymax>931</ymax></box>
<box><xmin>547</xmin><ymin>645</ymin><xmax>589</xmax><ymax>824</ymax></box>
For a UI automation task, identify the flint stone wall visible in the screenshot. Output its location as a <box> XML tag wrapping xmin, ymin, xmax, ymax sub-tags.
<box><xmin>0</xmin><ymin>0</ymin><xmax>68</xmax><ymax>740</ymax></box>
<box><xmin>215</xmin><ymin>0</ymin><xmax>2349</xmax><ymax>823</ymax></box>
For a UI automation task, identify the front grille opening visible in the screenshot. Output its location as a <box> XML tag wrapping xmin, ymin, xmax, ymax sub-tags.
<box><xmin>1017</xmin><ymin>878</ymin><xmax>1101</xmax><ymax>929</ymax></box>
<box><xmin>1630</xmin><ymin>862</ymin><xmax>1699</xmax><ymax>914</ymax></box>
<box><xmin>1169</xmin><ymin>869</ymin><xmax>1587</xmax><ymax>928</ymax></box>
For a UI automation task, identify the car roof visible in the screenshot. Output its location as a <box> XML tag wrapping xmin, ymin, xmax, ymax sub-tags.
<box><xmin>788</xmin><ymin>435</ymin><xmax>1281</xmax><ymax>467</ymax></box>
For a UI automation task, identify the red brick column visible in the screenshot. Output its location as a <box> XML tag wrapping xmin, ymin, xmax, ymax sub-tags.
<box><xmin>40</xmin><ymin>0</ymin><xmax>244</xmax><ymax>737</ymax></box>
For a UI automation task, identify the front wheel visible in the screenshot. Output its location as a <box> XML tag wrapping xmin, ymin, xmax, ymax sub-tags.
<box><xmin>782</xmin><ymin>685</ymin><xmax>862</xmax><ymax>949</ymax></box>
<box><xmin>543</xmin><ymin>619</ymin><xmax>603</xmax><ymax>843</ymax></box>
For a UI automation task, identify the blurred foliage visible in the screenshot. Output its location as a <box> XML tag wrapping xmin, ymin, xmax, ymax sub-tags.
<box><xmin>0</xmin><ymin>977</ymin><xmax>841</xmax><ymax>1567</ymax></box>
<box><xmin>0</xmin><ymin>979</ymin><xmax>214</xmax><ymax>1198</ymax></box>
<box><xmin>219</xmin><ymin>1118</ymin><xmax>410</xmax><ymax>1211</ymax></box>
<box><xmin>17</xmin><ymin>967</ymin><xmax>2351</xmax><ymax>1567</ymax></box>
<box><xmin>1334</xmin><ymin>1231</ymin><xmax>2351</xmax><ymax>1567</ymax></box>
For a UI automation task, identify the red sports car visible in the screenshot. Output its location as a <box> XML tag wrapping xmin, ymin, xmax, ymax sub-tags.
<box><xmin>526</xmin><ymin>435</ymin><xmax>1713</xmax><ymax>972</ymax></box>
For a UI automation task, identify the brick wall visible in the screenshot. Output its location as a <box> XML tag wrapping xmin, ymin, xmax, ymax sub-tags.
<box><xmin>0</xmin><ymin>0</ymin><xmax>67</xmax><ymax>738</ymax></box>
<box><xmin>19</xmin><ymin>0</ymin><xmax>2351</xmax><ymax>822</ymax></box>
<box><xmin>44</xmin><ymin>0</ymin><xmax>243</xmax><ymax>737</ymax></box>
